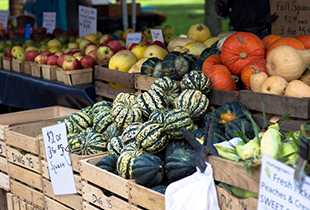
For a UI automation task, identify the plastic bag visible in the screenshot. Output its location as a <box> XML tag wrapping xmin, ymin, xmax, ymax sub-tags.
<box><xmin>165</xmin><ymin>162</ymin><xmax>220</xmax><ymax>210</ymax></box>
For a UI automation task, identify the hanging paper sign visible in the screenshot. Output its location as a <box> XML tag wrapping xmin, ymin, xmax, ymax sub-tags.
<box><xmin>151</xmin><ymin>29</ymin><xmax>164</xmax><ymax>43</ymax></box>
<box><xmin>79</xmin><ymin>5</ymin><xmax>97</xmax><ymax>37</ymax></box>
<box><xmin>25</xmin><ymin>24</ymin><xmax>31</xmax><ymax>39</ymax></box>
<box><xmin>42</xmin><ymin>123</ymin><xmax>77</xmax><ymax>195</ymax></box>
<box><xmin>43</xmin><ymin>12</ymin><xmax>56</xmax><ymax>34</ymax></box>
<box><xmin>0</xmin><ymin>10</ymin><xmax>8</xmax><ymax>30</ymax></box>
<box><xmin>257</xmin><ymin>155</ymin><xmax>310</xmax><ymax>210</ymax></box>
<box><xmin>126</xmin><ymin>33</ymin><xmax>141</xmax><ymax>46</ymax></box>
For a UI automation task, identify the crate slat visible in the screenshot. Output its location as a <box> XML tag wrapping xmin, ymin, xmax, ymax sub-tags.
<box><xmin>0</xmin><ymin>172</ymin><xmax>10</xmax><ymax>190</ymax></box>
<box><xmin>82</xmin><ymin>201</ymin><xmax>101</xmax><ymax>210</ymax></box>
<box><xmin>11</xmin><ymin>59</ymin><xmax>24</xmax><ymax>73</ymax></box>
<box><xmin>22</xmin><ymin>61</ymin><xmax>32</xmax><ymax>74</ymax></box>
<box><xmin>45</xmin><ymin>196</ymin><xmax>74</xmax><ymax>210</ymax></box>
<box><xmin>134</xmin><ymin>74</ymin><xmax>157</xmax><ymax>91</ymax></box>
<box><xmin>7</xmin><ymin>193</ymin><xmax>13</xmax><ymax>210</ymax></box>
<box><xmin>62</xmin><ymin>68</ymin><xmax>93</xmax><ymax>86</ymax></box>
<box><xmin>94</xmin><ymin>66</ymin><xmax>135</xmax><ymax>87</ymax></box>
<box><xmin>95</xmin><ymin>81</ymin><xmax>136</xmax><ymax>100</ymax></box>
<box><xmin>13</xmin><ymin>196</ymin><xmax>21</xmax><ymax>210</ymax></box>
<box><xmin>0</xmin><ymin>156</ymin><xmax>7</xmax><ymax>173</ymax></box>
<box><xmin>42</xmin><ymin>65</ymin><xmax>57</xmax><ymax>80</ymax></box>
<box><xmin>2</xmin><ymin>57</ymin><xmax>12</xmax><ymax>71</ymax></box>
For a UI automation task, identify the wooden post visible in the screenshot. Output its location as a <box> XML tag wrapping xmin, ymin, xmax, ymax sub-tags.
<box><xmin>0</xmin><ymin>189</ymin><xmax>7</xmax><ymax>210</ymax></box>
<box><xmin>205</xmin><ymin>0</ymin><xmax>222</xmax><ymax>36</ymax></box>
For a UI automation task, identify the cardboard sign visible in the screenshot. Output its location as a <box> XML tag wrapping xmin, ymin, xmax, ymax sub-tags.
<box><xmin>270</xmin><ymin>0</ymin><xmax>310</xmax><ymax>37</ymax></box>
<box><xmin>79</xmin><ymin>5</ymin><xmax>97</xmax><ymax>37</ymax></box>
<box><xmin>151</xmin><ymin>29</ymin><xmax>164</xmax><ymax>43</ymax></box>
<box><xmin>43</xmin><ymin>12</ymin><xmax>56</xmax><ymax>34</ymax></box>
<box><xmin>42</xmin><ymin>123</ymin><xmax>77</xmax><ymax>195</ymax></box>
<box><xmin>25</xmin><ymin>24</ymin><xmax>31</xmax><ymax>39</ymax></box>
<box><xmin>257</xmin><ymin>155</ymin><xmax>310</xmax><ymax>210</ymax></box>
<box><xmin>0</xmin><ymin>10</ymin><xmax>8</xmax><ymax>30</ymax></box>
<box><xmin>126</xmin><ymin>33</ymin><xmax>141</xmax><ymax>46</ymax></box>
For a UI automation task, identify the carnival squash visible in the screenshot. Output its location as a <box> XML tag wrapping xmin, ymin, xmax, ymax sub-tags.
<box><xmin>260</xmin><ymin>76</ymin><xmax>288</xmax><ymax>95</ymax></box>
<box><xmin>221</xmin><ymin>32</ymin><xmax>265</xmax><ymax>76</ymax></box>
<box><xmin>266</xmin><ymin>45</ymin><xmax>310</xmax><ymax>81</ymax></box>
<box><xmin>241</xmin><ymin>58</ymin><xmax>267</xmax><ymax>88</ymax></box>
<box><xmin>285</xmin><ymin>80</ymin><xmax>310</xmax><ymax>98</ymax></box>
<box><xmin>266</xmin><ymin>37</ymin><xmax>305</xmax><ymax>58</ymax></box>
<box><xmin>205</xmin><ymin>64</ymin><xmax>237</xmax><ymax>91</ymax></box>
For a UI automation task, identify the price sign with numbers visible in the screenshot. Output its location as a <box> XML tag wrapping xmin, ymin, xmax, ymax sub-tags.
<box><xmin>42</xmin><ymin>123</ymin><xmax>76</xmax><ymax>195</ymax></box>
<box><xmin>0</xmin><ymin>10</ymin><xmax>8</xmax><ymax>29</ymax></box>
<box><xmin>151</xmin><ymin>29</ymin><xmax>164</xmax><ymax>43</ymax></box>
<box><xmin>270</xmin><ymin>0</ymin><xmax>310</xmax><ymax>37</ymax></box>
<box><xmin>79</xmin><ymin>5</ymin><xmax>97</xmax><ymax>38</ymax></box>
<box><xmin>126</xmin><ymin>33</ymin><xmax>142</xmax><ymax>46</ymax></box>
<box><xmin>43</xmin><ymin>12</ymin><xmax>56</xmax><ymax>34</ymax></box>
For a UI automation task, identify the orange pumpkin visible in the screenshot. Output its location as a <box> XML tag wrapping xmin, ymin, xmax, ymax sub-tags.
<box><xmin>262</xmin><ymin>34</ymin><xmax>281</xmax><ymax>50</ymax></box>
<box><xmin>266</xmin><ymin>37</ymin><xmax>305</xmax><ymax>57</ymax></box>
<box><xmin>206</xmin><ymin>64</ymin><xmax>237</xmax><ymax>91</ymax></box>
<box><xmin>241</xmin><ymin>58</ymin><xmax>267</xmax><ymax>88</ymax></box>
<box><xmin>295</xmin><ymin>35</ymin><xmax>310</xmax><ymax>49</ymax></box>
<box><xmin>201</xmin><ymin>54</ymin><xmax>222</xmax><ymax>76</ymax></box>
<box><xmin>221</xmin><ymin>32</ymin><xmax>265</xmax><ymax>76</ymax></box>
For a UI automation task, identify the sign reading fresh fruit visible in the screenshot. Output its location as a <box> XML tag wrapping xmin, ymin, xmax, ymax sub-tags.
<box><xmin>126</xmin><ymin>33</ymin><xmax>142</xmax><ymax>46</ymax></box>
<box><xmin>43</xmin><ymin>12</ymin><xmax>56</xmax><ymax>34</ymax></box>
<box><xmin>79</xmin><ymin>5</ymin><xmax>97</xmax><ymax>37</ymax></box>
<box><xmin>0</xmin><ymin>10</ymin><xmax>8</xmax><ymax>30</ymax></box>
<box><xmin>258</xmin><ymin>155</ymin><xmax>310</xmax><ymax>210</ymax></box>
<box><xmin>42</xmin><ymin>123</ymin><xmax>77</xmax><ymax>195</ymax></box>
<box><xmin>151</xmin><ymin>29</ymin><xmax>164</xmax><ymax>44</ymax></box>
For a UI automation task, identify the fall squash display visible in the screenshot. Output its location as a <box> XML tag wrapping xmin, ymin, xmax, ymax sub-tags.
<box><xmin>180</xmin><ymin>70</ymin><xmax>211</xmax><ymax>94</ymax></box>
<box><xmin>261</xmin><ymin>34</ymin><xmax>282</xmax><ymax>50</ymax></box>
<box><xmin>266</xmin><ymin>37</ymin><xmax>305</xmax><ymax>58</ymax></box>
<box><xmin>260</xmin><ymin>76</ymin><xmax>288</xmax><ymax>95</ymax></box>
<box><xmin>201</xmin><ymin>54</ymin><xmax>222</xmax><ymax>76</ymax></box>
<box><xmin>241</xmin><ymin>58</ymin><xmax>267</xmax><ymax>88</ymax></box>
<box><xmin>296</xmin><ymin>35</ymin><xmax>310</xmax><ymax>49</ymax></box>
<box><xmin>161</xmin><ymin>51</ymin><xmax>189</xmax><ymax>80</ymax></box>
<box><xmin>284</xmin><ymin>80</ymin><xmax>310</xmax><ymax>98</ymax></box>
<box><xmin>250</xmin><ymin>69</ymin><xmax>269</xmax><ymax>93</ymax></box>
<box><xmin>221</xmin><ymin>32</ymin><xmax>265</xmax><ymax>76</ymax></box>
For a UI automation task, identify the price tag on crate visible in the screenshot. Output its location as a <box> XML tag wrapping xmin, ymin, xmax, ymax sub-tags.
<box><xmin>0</xmin><ymin>10</ymin><xmax>8</xmax><ymax>30</ymax></box>
<box><xmin>126</xmin><ymin>33</ymin><xmax>141</xmax><ymax>46</ymax></box>
<box><xmin>79</xmin><ymin>5</ymin><xmax>97</xmax><ymax>38</ymax></box>
<box><xmin>151</xmin><ymin>29</ymin><xmax>164</xmax><ymax>44</ymax></box>
<box><xmin>257</xmin><ymin>155</ymin><xmax>310</xmax><ymax>210</ymax></box>
<box><xmin>43</xmin><ymin>12</ymin><xmax>56</xmax><ymax>34</ymax></box>
<box><xmin>42</xmin><ymin>123</ymin><xmax>77</xmax><ymax>195</ymax></box>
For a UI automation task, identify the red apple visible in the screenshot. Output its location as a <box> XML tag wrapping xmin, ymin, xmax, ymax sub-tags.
<box><xmin>54</xmin><ymin>51</ymin><xmax>64</xmax><ymax>57</ymax></box>
<box><xmin>139</xmin><ymin>40</ymin><xmax>152</xmax><ymax>47</ymax></box>
<box><xmin>57</xmin><ymin>54</ymin><xmax>72</xmax><ymax>67</ymax></box>
<box><xmin>80</xmin><ymin>56</ymin><xmax>95</xmax><ymax>68</ymax></box>
<box><xmin>37</xmin><ymin>27</ymin><xmax>47</xmax><ymax>34</ymax></box>
<box><xmin>25</xmin><ymin>50</ymin><xmax>39</xmax><ymax>61</ymax></box>
<box><xmin>106</xmin><ymin>40</ymin><xmax>124</xmax><ymax>53</ymax></box>
<box><xmin>7</xmin><ymin>49</ymin><xmax>13</xmax><ymax>58</ymax></box>
<box><xmin>126</xmin><ymin>43</ymin><xmax>137</xmax><ymax>50</ymax></box>
<box><xmin>41</xmin><ymin>51</ymin><xmax>52</xmax><ymax>56</ymax></box>
<box><xmin>83</xmin><ymin>42</ymin><xmax>96</xmax><ymax>53</ymax></box>
<box><xmin>97</xmin><ymin>46</ymin><xmax>115</xmax><ymax>60</ymax></box>
<box><xmin>41</xmin><ymin>55</ymin><xmax>49</xmax><ymax>64</ymax></box>
<box><xmin>73</xmin><ymin>52</ymin><xmax>84</xmax><ymax>58</ymax></box>
<box><xmin>66</xmin><ymin>50</ymin><xmax>81</xmax><ymax>56</ymax></box>
<box><xmin>85</xmin><ymin>45</ymin><xmax>98</xmax><ymax>55</ymax></box>
<box><xmin>129</xmin><ymin>43</ymin><xmax>138</xmax><ymax>51</ymax></box>
<box><xmin>63</xmin><ymin>57</ymin><xmax>81</xmax><ymax>70</ymax></box>
<box><xmin>34</xmin><ymin>55</ymin><xmax>43</xmax><ymax>64</ymax></box>
<box><xmin>87</xmin><ymin>50</ymin><xmax>98</xmax><ymax>64</ymax></box>
<box><xmin>152</xmin><ymin>40</ymin><xmax>166</xmax><ymax>49</ymax></box>
<box><xmin>47</xmin><ymin>55</ymin><xmax>59</xmax><ymax>65</ymax></box>
<box><xmin>98</xmin><ymin>34</ymin><xmax>113</xmax><ymax>45</ymax></box>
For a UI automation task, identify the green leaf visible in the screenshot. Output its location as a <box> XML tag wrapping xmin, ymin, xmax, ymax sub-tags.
<box><xmin>218</xmin><ymin>183</ymin><xmax>232</xmax><ymax>194</ymax></box>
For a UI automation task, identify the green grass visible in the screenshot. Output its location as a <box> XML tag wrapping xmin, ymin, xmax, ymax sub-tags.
<box><xmin>137</xmin><ymin>0</ymin><xmax>205</xmax><ymax>35</ymax></box>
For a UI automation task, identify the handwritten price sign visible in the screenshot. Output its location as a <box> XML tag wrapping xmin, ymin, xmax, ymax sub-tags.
<box><xmin>151</xmin><ymin>29</ymin><xmax>164</xmax><ymax>43</ymax></box>
<box><xmin>0</xmin><ymin>10</ymin><xmax>8</xmax><ymax>30</ymax></box>
<box><xmin>79</xmin><ymin>5</ymin><xmax>97</xmax><ymax>37</ymax></box>
<box><xmin>43</xmin><ymin>12</ymin><xmax>56</xmax><ymax>34</ymax></box>
<box><xmin>42</xmin><ymin>123</ymin><xmax>76</xmax><ymax>195</ymax></box>
<box><xmin>126</xmin><ymin>33</ymin><xmax>142</xmax><ymax>46</ymax></box>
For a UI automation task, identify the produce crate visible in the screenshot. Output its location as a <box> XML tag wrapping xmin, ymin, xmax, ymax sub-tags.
<box><xmin>30</xmin><ymin>63</ymin><xmax>42</xmax><ymax>77</ymax></box>
<box><xmin>22</xmin><ymin>61</ymin><xmax>32</xmax><ymax>75</ymax></box>
<box><xmin>11</xmin><ymin>58</ymin><xmax>25</xmax><ymax>73</ymax></box>
<box><xmin>42</xmin><ymin>65</ymin><xmax>57</xmax><ymax>80</ymax></box>
<box><xmin>6</xmin><ymin>192</ymin><xmax>43</xmax><ymax>210</ymax></box>
<box><xmin>56</xmin><ymin>67</ymin><xmax>63</xmax><ymax>82</ymax></box>
<box><xmin>97</xmin><ymin>59</ymin><xmax>109</xmax><ymax>68</ymax></box>
<box><xmin>62</xmin><ymin>68</ymin><xmax>93</xmax><ymax>86</ymax></box>
<box><xmin>94</xmin><ymin>66</ymin><xmax>136</xmax><ymax>100</ymax></box>
<box><xmin>0</xmin><ymin>140</ymin><xmax>9</xmax><ymax>191</ymax></box>
<box><xmin>80</xmin><ymin>155</ymin><xmax>134</xmax><ymax>210</ymax></box>
<box><xmin>2</xmin><ymin>57</ymin><xmax>12</xmax><ymax>71</ymax></box>
<box><xmin>44</xmin><ymin>196</ymin><xmax>75</xmax><ymax>210</ymax></box>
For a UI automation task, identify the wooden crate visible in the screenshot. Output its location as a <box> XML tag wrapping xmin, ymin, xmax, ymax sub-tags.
<box><xmin>45</xmin><ymin>196</ymin><xmax>75</xmax><ymax>210</ymax></box>
<box><xmin>62</xmin><ymin>68</ymin><xmax>93</xmax><ymax>86</ymax></box>
<box><xmin>2</xmin><ymin>57</ymin><xmax>12</xmax><ymax>71</ymax></box>
<box><xmin>80</xmin><ymin>155</ymin><xmax>134</xmax><ymax>209</ymax></box>
<box><xmin>6</xmin><ymin>192</ymin><xmax>43</xmax><ymax>210</ymax></box>
<box><xmin>22</xmin><ymin>61</ymin><xmax>32</xmax><ymax>75</ymax></box>
<box><xmin>94</xmin><ymin>66</ymin><xmax>136</xmax><ymax>100</ymax></box>
<box><xmin>97</xmin><ymin>59</ymin><xmax>109</xmax><ymax>67</ymax></box>
<box><xmin>30</xmin><ymin>63</ymin><xmax>42</xmax><ymax>77</ymax></box>
<box><xmin>42</xmin><ymin>65</ymin><xmax>57</xmax><ymax>80</ymax></box>
<box><xmin>56</xmin><ymin>67</ymin><xmax>63</xmax><ymax>82</ymax></box>
<box><xmin>11</xmin><ymin>59</ymin><xmax>24</xmax><ymax>73</ymax></box>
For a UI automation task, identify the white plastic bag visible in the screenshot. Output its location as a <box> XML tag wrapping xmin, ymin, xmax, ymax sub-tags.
<box><xmin>165</xmin><ymin>162</ymin><xmax>220</xmax><ymax>210</ymax></box>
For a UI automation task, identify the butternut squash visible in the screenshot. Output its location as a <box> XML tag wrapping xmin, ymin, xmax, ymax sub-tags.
<box><xmin>266</xmin><ymin>45</ymin><xmax>310</xmax><ymax>82</ymax></box>
<box><xmin>285</xmin><ymin>80</ymin><xmax>310</xmax><ymax>98</ymax></box>
<box><xmin>250</xmin><ymin>69</ymin><xmax>268</xmax><ymax>93</ymax></box>
<box><xmin>260</xmin><ymin>76</ymin><xmax>288</xmax><ymax>95</ymax></box>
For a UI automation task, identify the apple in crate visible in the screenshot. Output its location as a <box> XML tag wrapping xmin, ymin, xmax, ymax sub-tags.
<box><xmin>68</xmin><ymin>42</ymin><xmax>79</xmax><ymax>49</ymax></box>
<box><xmin>63</xmin><ymin>57</ymin><xmax>81</xmax><ymax>70</ymax></box>
<box><xmin>25</xmin><ymin>50</ymin><xmax>39</xmax><ymax>61</ymax></box>
<box><xmin>139</xmin><ymin>40</ymin><xmax>152</xmax><ymax>47</ymax></box>
<box><xmin>16</xmin><ymin>52</ymin><xmax>26</xmax><ymax>61</ymax></box>
<box><xmin>41</xmin><ymin>51</ymin><xmax>53</xmax><ymax>56</ymax></box>
<box><xmin>99</xmin><ymin>34</ymin><xmax>113</xmax><ymax>45</ymax></box>
<box><xmin>126</xmin><ymin>43</ymin><xmax>137</xmax><ymax>51</ymax></box>
<box><xmin>6</xmin><ymin>49</ymin><xmax>13</xmax><ymax>58</ymax></box>
<box><xmin>152</xmin><ymin>41</ymin><xmax>166</xmax><ymax>49</ymax></box>
<box><xmin>80</xmin><ymin>56</ymin><xmax>95</xmax><ymax>68</ymax></box>
<box><xmin>83</xmin><ymin>42</ymin><xmax>96</xmax><ymax>54</ymax></box>
<box><xmin>57</xmin><ymin>55</ymin><xmax>72</xmax><ymax>67</ymax></box>
<box><xmin>97</xmin><ymin>46</ymin><xmax>114</xmax><ymax>60</ymax></box>
<box><xmin>87</xmin><ymin>50</ymin><xmax>98</xmax><ymax>64</ymax></box>
<box><xmin>41</xmin><ymin>55</ymin><xmax>49</xmax><ymax>64</ymax></box>
<box><xmin>106</xmin><ymin>40</ymin><xmax>124</xmax><ymax>53</ymax></box>
<box><xmin>47</xmin><ymin>55</ymin><xmax>59</xmax><ymax>65</ymax></box>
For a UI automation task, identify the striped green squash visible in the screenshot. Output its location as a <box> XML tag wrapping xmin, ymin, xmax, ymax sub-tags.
<box><xmin>174</xmin><ymin>89</ymin><xmax>209</xmax><ymax>121</ymax></box>
<box><xmin>93</xmin><ymin>109</ymin><xmax>113</xmax><ymax>134</ymax></box>
<box><xmin>181</xmin><ymin>70</ymin><xmax>211</xmax><ymax>94</ymax></box>
<box><xmin>148</xmin><ymin>107</ymin><xmax>171</xmax><ymax>124</ymax></box>
<box><xmin>121</xmin><ymin>141</ymin><xmax>141</xmax><ymax>153</ymax></box>
<box><xmin>69</xmin><ymin>111</ymin><xmax>92</xmax><ymax>132</ymax></box>
<box><xmin>80</xmin><ymin>106</ymin><xmax>93</xmax><ymax>115</ymax></box>
<box><xmin>57</xmin><ymin>119</ymin><xmax>77</xmax><ymax>134</ymax></box>
<box><xmin>92</xmin><ymin>101</ymin><xmax>113</xmax><ymax>115</ymax></box>
<box><xmin>135</xmin><ymin>121</ymin><xmax>169</xmax><ymax>154</ymax></box>
<box><xmin>140</xmin><ymin>57</ymin><xmax>162</xmax><ymax>77</ymax></box>
<box><xmin>67</xmin><ymin>133</ymin><xmax>82</xmax><ymax>154</ymax></box>
<box><xmin>116</xmin><ymin>149</ymin><xmax>145</xmax><ymax>179</ymax></box>
<box><xmin>137</xmin><ymin>89</ymin><xmax>168</xmax><ymax>119</ymax></box>
<box><xmin>103</xmin><ymin>123</ymin><xmax>122</xmax><ymax>141</ymax></box>
<box><xmin>81</xmin><ymin>132</ymin><xmax>107</xmax><ymax>155</ymax></box>
<box><xmin>107</xmin><ymin>136</ymin><xmax>123</xmax><ymax>156</ymax></box>
<box><xmin>164</xmin><ymin>108</ymin><xmax>197</xmax><ymax>139</ymax></box>
<box><xmin>121</xmin><ymin>122</ymin><xmax>142</xmax><ymax>146</ymax></box>
<box><xmin>114</xmin><ymin>92</ymin><xmax>137</xmax><ymax>104</ymax></box>
<box><xmin>150</xmin><ymin>77</ymin><xmax>179</xmax><ymax>106</ymax></box>
<box><xmin>111</xmin><ymin>97</ymin><xmax>143</xmax><ymax>131</ymax></box>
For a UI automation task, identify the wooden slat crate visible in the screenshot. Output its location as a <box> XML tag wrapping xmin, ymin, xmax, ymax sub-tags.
<box><xmin>22</xmin><ymin>61</ymin><xmax>32</xmax><ymax>75</ymax></box>
<box><xmin>80</xmin><ymin>155</ymin><xmax>134</xmax><ymax>209</ymax></box>
<box><xmin>62</xmin><ymin>68</ymin><xmax>93</xmax><ymax>86</ymax></box>
<box><xmin>7</xmin><ymin>192</ymin><xmax>43</xmax><ymax>210</ymax></box>
<box><xmin>94</xmin><ymin>66</ymin><xmax>136</xmax><ymax>100</ymax></box>
<box><xmin>45</xmin><ymin>196</ymin><xmax>75</xmax><ymax>210</ymax></box>
<box><xmin>56</xmin><ymin>67</ymin><xmax>63</xmax><ymax>82</ymax></box>
<box><xmin>41</xmin><ymin>65</ymin><xmax>57</xmax><ymax>80</ymax></box>
<box><xmin>2</xmin><ymin>57</ymin><xmax>12</xmax><ymax>71</ymax></box>
<box><xmin>30</xmin><ymin>63</ymin><xmax>42</xmax><ymax>77</ymax></box>
<box><xmin>97</xmin><ymin>59</ymin><xmax>109</xmax><ymax>67</ymax></box>
<box><xmin>0</xmin><ymin>139</ymin><xmax>9</xmax><ymax>191</ymax></box>
<box><xmin>11</xmin><ymin>59</ymin><xmax>25</xmax><ymax>73</ymax></box>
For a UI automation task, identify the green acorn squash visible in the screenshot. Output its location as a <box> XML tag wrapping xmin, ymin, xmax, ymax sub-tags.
<box><xmin>96</xmin><ymin>154</ymin><xmax>118</xmax><ymax>174</ymax></box>
<box><xmin>224</xmin><ymin>118</ymin><xmax>255</xmax><ymax>140</ymax></box>
<box><xmin>162</xmin><ymin>51</ymin><xmax>189</xmax><ymax>81</ymax></box>
<box><xmin>181</xmin><ymin>70</ymin><xmax>211</xmax><ymax>94</ymax></box>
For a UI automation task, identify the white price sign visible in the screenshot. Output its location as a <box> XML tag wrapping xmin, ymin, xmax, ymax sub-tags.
<box><xmin>258</xmin><ymin>155</ymin><xmax>310</xmax><ymax>210</ymax></box>
<box><xmin>43</xmin><ymin>12</ymin><xmax>56</xmax><ymax>34</ymax></box>
<box><xmin>126</xmin><ymin>33</ymin><xmax>142</xmax><ymax>46</ymax></box>
<box><xmin>151</xmin><ymin>29</ymin><xmax>164</xmax><ymax>43</ymax></box>
<box><xmin>42</xmin><ymin>123</ymin><xmax>77</xmax><ymax>195</ymax></box>
<box><xmin>79</xmin><ymin>5</ymin><xmax>97</xmax><ymax>37</ymax></box>
<box><xmin>0</xmin><ymin>10</ymin><xmax>8</xmax><ymax>30</ymax></box>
